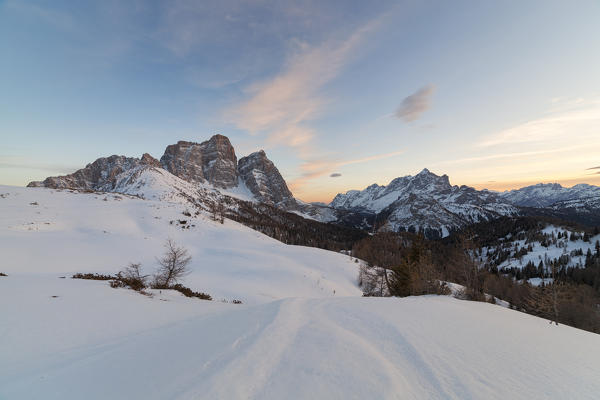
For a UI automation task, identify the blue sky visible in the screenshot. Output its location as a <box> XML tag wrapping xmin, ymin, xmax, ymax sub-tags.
<box><xmin>2</xmin><ymin>0</ymin><xmax>599</xmax><ymax>201</ymax></box>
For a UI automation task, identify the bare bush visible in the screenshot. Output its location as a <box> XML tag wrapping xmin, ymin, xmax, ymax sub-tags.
<box><xmin>152</xmin><ymin>239</ymin><xmax>191</xmax><ymax>288</ymax></box>
<box><xmin>72</xmin><ymin>273</ymin><xmax>116</xmax><ymax>281</ymax></box>
<box><xmin>170</xmin><ymin>283</ymin><xmax>212</xmax><ymax>300</ymax></box>
<box><xmin>116</xmin><ymin>262</ymin><xmax>148</xmax><ymax>291</ymax></box>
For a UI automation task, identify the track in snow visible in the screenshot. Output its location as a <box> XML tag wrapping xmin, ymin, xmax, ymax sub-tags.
<box><xmin>2</xmin><ymin>284</ymin><xmax>599</xmax><ymax>400</ymax></box>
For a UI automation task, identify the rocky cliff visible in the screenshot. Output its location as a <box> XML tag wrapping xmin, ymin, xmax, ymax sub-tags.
<box><xmin>27</xmin><ymin>154</ymin><xmax>159</xmax><ymax>191</ymax></box>
<box><xmin>160</xmin><ymin>134</ymin><xmax>238</xmax><ymax>188</ymax></box>
<box><xmin>237</xmin><ymin>150</ymin><xmax>294</xmax><ymax>206</ymax></box>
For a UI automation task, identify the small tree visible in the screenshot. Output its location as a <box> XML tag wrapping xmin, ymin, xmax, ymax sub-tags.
<box><xmin>153</xmin><ymin>239</ymin><xmax>192</xmax><ymax>288</ymax></box>
<box><xmin>210</xmin><ymin>200</ymin><xmax>225</xmax><ymax>224</ymax></box>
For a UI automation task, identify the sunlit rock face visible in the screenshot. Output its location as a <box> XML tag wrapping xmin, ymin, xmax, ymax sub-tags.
<box><xmin>160</xmin><ymin>134</ymin><xmax>238</xmax><ymax>189</ymax></box>
<box><xmin>238</xmin><ymin>150</ymin><xmax>293</xmax><ymax>206</ymax></box>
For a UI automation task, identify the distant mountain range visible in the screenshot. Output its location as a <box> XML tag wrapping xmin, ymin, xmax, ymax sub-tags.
<box><xmin>28</xmin><ymin>134</ymin><xmax>600</xmax><ymax>237</ymax></box>
<box><xmin>498</xmin><ymin>183</ymin><xmax>600</xmax><ymax>207</ymax></box>
<box><xmin>330</xmin><ymin>168</ymin><xmax>517</xmax><ymax>237</ymax></box>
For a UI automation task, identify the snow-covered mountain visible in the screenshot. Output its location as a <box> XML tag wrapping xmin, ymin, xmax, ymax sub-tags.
<box><xmin>28</xmin><ymin>135</ymin><xmax>273</xmax><ymax>198</ymax></box>
<box><xmin>25</xmin><ymin>135</ymin><xmax>600</xmax><ymax>236</ymax></box>
<box><xmin>28</xmin><ymin>134</ymin><xmax>334</xmax><ymax>223</ymax></box>
<box><xmin>330</xmin><ymin>168</ymin><xmax>518</xmax><ymax>237</ymax></box>
<box><xmin>499</xmin><ymin>183</ymin><xmax>600</xmax><ymax>207</ymax></box>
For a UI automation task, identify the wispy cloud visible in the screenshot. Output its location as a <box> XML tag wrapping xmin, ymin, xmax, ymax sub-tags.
<box><xmin>586</xmin><ymin>166</ymin><xmax>600</xmax><ymax>170</ymax></box>
<box><xmin>437</xmin><ymin>145</ymin><xmax>587</xmax><ymax>166</ymax></box>
<box><xmin>330</xmin><ymin>173</ymin><xmax>342</xmax><ymax>178</ymax></box>
<box><xmin>479</xmin><ymin>98</ymin><xmax>600</xmax><ymax>147</ymax></box>
<box><xmin>227</xmin><ymin>15</ymin><xmax>386</xmax><ymax>157</ymax></box>
<box><xmin>395</xmin><ymin>84</ymin><xmax>435</xmax><ymax>122</ymax></box>
<box><xmin>289</xmin><ymin>150</ymin><xmax>403</xmax><ymax>192</ymax></box>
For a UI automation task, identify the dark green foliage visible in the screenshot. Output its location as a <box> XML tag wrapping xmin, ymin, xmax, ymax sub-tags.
<box><xmin>353</xmin><ymin>232</ymin><xmax>450</xmax><ymax>297</ymax></box>
<box><xmin>520</xmin><ymin>206</ymin><xmax>600</xmax><ymax>227</ymax></box>
<box><xmin>229</xmin><ymin>201</ymin><xmax>367</xmax><ymax>251</ymax></box>
<box><xmin>352</xmin><ymin>224</ymin><xmax>600</xmax><ymax>333</ymax></box>
<box><xmin>387</xmin><ymin>264</ymin><xmax>412</xmax><ymax>297</ymax></box>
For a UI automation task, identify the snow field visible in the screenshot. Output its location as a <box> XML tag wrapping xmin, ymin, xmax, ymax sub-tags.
<box><xmin>1</xmin><ymin>186</ymin><xmax>600</xmax><ymax>399</ymax></box>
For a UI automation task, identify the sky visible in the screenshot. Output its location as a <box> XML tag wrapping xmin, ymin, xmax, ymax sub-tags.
<box><xmin>1</xmin><ymin>0</ymin><xmax>600</xmax><ymax>202</ymax></box>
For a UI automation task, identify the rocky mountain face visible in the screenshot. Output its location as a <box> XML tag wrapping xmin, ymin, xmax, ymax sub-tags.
<box><xmin>330</xmin><ymin>169</ymin><xmax>518</xmax><ymax>237</ymax></box>
<box><xmin>160</xmin><ymin>135</ymin><xmax>238</xmax><ymax>188</ymax></box>
<box><xmin>27</xmin><ymin>154</ymin><xmax>160</xmax><ymax>191</ymax></box>
<box><xmin>238</xmin><ymin>150</ymin><xmax>294</xmax><ymax>206</ymax></box>
<box><xmin>27</xmin><ymin>134</ymin><xmax>306</xmax><ymax>214</ymax></box>
<box><xmin>498</xmin><ymin>183</ymin><xmax>600</xmax><ymax>208</ymax></box>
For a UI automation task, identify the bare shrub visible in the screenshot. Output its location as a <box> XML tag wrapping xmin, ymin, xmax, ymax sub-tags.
<box><xmin>116</xmin><ymin>262</ymin><xmax>148</xmax><ymax>291</ymax></box>
<box><xmin>170</xmin><ymin>283</ymin><xmax>212</xmax><ymax>300</ymax></box>
<box><xmin>72</xmin><ymin>273</ymin><xmax>116</xmax><ymax>280</ymax></box>
<box><xmin>152</xmin><ymin>239</ymin><xmax>191</xmax><ymax>288</ymax></box>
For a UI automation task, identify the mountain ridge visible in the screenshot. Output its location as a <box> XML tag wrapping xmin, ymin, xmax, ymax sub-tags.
<box><xmin>26</xmin><ymin>135</ymin><xmax>600</xmax><ymax>236</ymax></box>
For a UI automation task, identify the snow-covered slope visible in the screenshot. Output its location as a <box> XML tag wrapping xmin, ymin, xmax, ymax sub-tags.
<box><xmin>330</xmin><ymin>169</ymin><xmax>517</xmax><ymax>237</ymax></box>
<box><xmin>0</xmin><ymin>185</ymin><xmax>360</xmax><ymax>303</ymax></box>
<box><xmin>2</xmin><ymin>185</ymin><xmax>600</xmax><ymax>399</ymax></box>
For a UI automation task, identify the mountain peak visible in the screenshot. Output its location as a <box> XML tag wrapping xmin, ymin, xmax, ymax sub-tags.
<box><xmin>160</xmin><ymin>135</ymin><xmax>237</xmax><ymax>188</ymax></box>
<box><xmin>27</xmin><ymin>155</ymin><xmax>143</xmax><ymax>190</ymax></box>
<box><xmin>247</xmin><ymin>149</ymin><xmax>267</xmax><ymax>158</ymax></box>
<box><xmin>238</xmin><ymin>150</ymin><xmax>293</xmax><ymax>206</ymax></box>
<box><xmin>140</xmin><ymin>153</ymin><xmax>161</xmax><ymax>167</ymax></box>
<box><xmin>329</xmin><ymin>169</ymin><xmax>515</xmax><ymax>236</ymax></box>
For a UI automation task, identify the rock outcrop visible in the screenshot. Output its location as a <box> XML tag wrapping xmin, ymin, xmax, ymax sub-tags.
<box><xmin>27</xmin><ymin>155</ymin><xmax>147</xmax><ymax>191</ymax></box>
<box><xmin>140</xmin><ymin>153</ymin><xmax>161</xmax><ymax>168</ymax></box>
<box><xmin>160</xmin><ymin>135</ymin><xmax>238</xmax><ymax>188</ymax></box>
<box><xmin>238</xmin><ymin>150</ymin><xmax>293</xmax><ymax>206</ymax></box>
